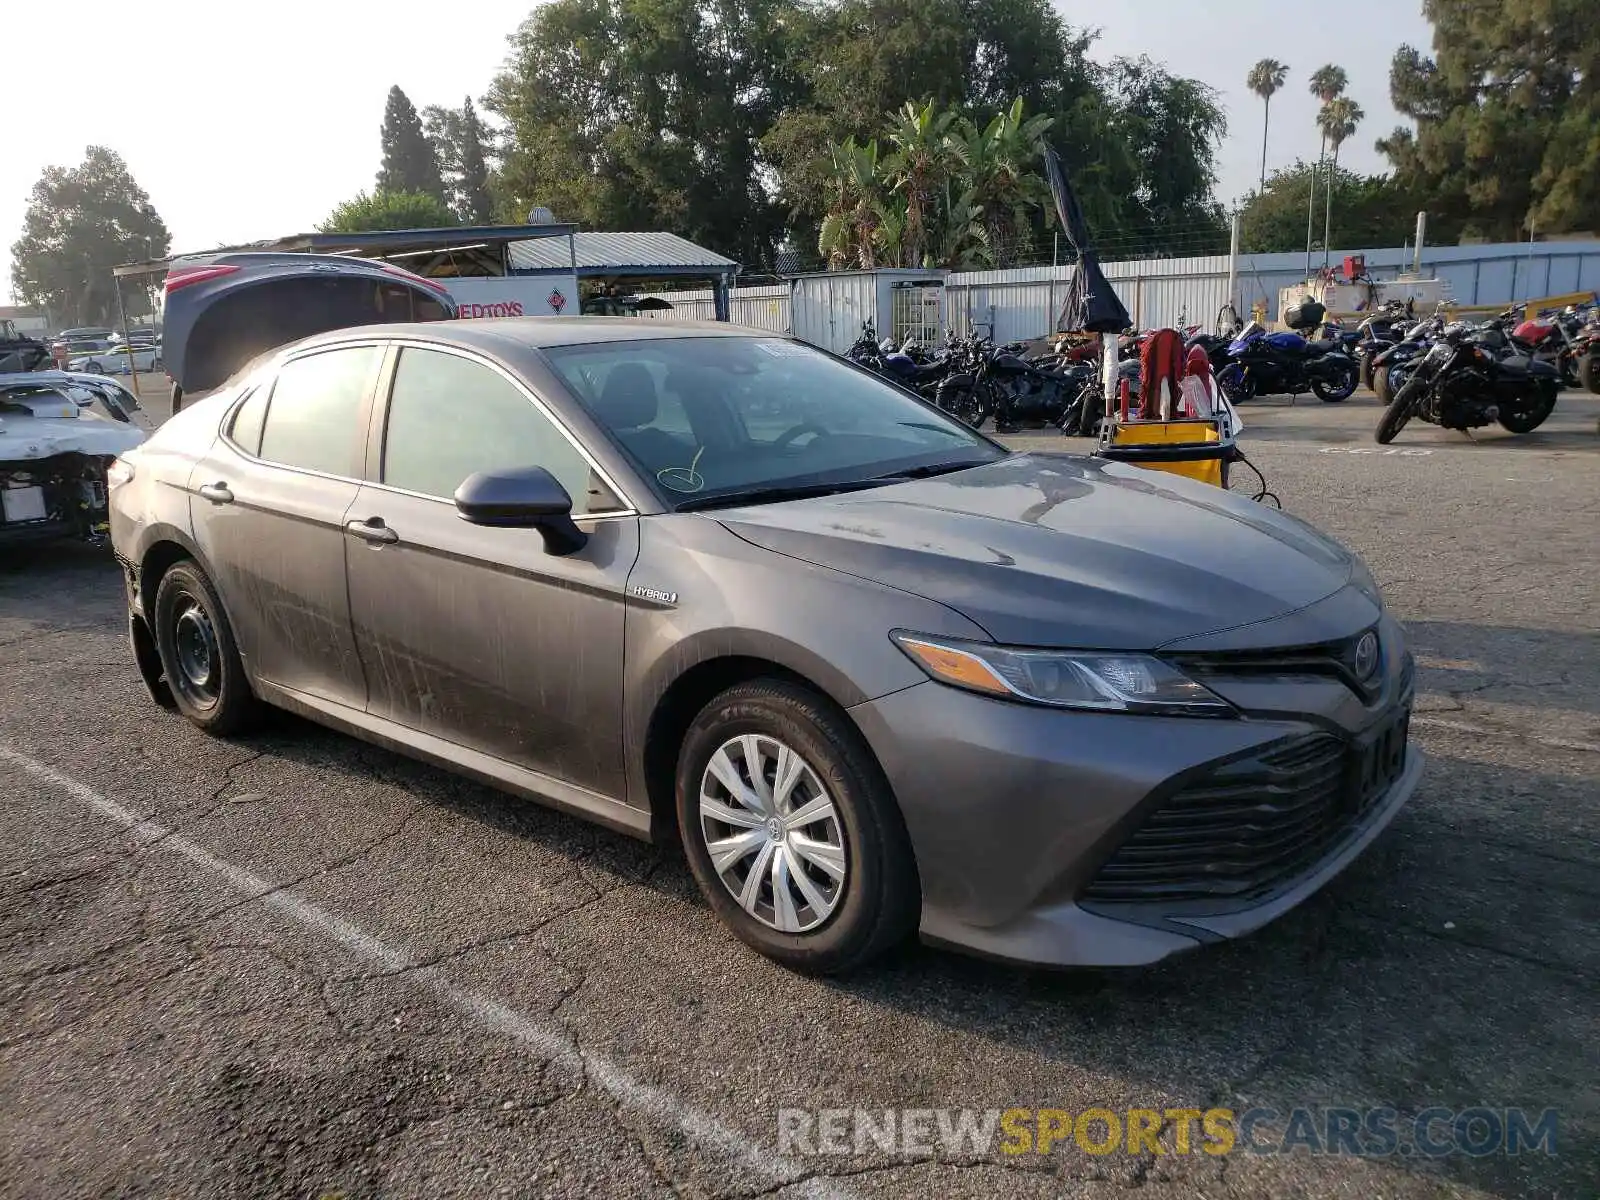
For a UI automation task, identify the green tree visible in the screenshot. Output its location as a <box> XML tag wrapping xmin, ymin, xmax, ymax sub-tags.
<box><xmin>1103</xmin><ymin>58</ymin><xmax>1229</xmax><ymax>255</ymax></box>
<box><xmin>487</xmin><ymin>0</ymin><xmax>800</xmax><ymax>267</ymax></box>
<box><xmin>424</xmin><ymin>98</ymin><xmax>495</xmax><ymax>224</ymax></box>
<box><xmin>377</xmin><ymin>85</ymin><xmax>447</xmax><ymax>201</ymax></box>
<box><xmin>1240</xmin><ymin>161</ymin><xmax>1417</xmax><ymax>253</ymax></box>
<box><xmin>1380</xmin><ymin>0</ymin><xmax>1597</xmax><ymax>239</ymax></box>
<box><xmin>947</xmin><ymin>98</ymin><xmax>1053</xmax><ymax>264</ymax></box>
<box><xmin>1246</xmin><ymin>58</ymin><xmax>1289</xmax><ymax>193</ymax></box>
<box><xmin>10</xmin><ymin>146</ymin><xmax>171</xmax><ymax>327</ymax></box>
<box><xmin>319</xmin><ymin>190</ymin><xmax>460</xmax><ymax>233</ymax></box>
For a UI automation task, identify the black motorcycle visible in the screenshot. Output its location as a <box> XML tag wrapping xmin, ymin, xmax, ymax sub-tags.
<box><xmin>1351</xmin><ymin>300</ymin><xmax>1414</xmax><ymax>391</ymax></box>
<box><xmin>1375</xmin><ymin>321</ymin><xmax>1560</xmax><ymax>444</ymax></box>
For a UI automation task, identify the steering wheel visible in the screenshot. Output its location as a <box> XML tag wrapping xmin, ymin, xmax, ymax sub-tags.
<box><xmin>771</xmin><ymin>422</ymin><xmax>829</xmax><ymax>451</ymax></box>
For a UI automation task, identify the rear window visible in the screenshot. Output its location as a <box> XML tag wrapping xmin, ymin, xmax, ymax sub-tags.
<box><xmin>228</xmin><ymin>388</ymin><xmax>268</xmax><ymax>455</ymax></box>
<box><xmin>257</xmin><ymin>346</ymin><xmax>380</xmax><ymax>476</ymax></box>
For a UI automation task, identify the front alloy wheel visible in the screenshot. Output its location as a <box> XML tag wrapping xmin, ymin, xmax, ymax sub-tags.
<box><xmin>699</xmin><ymin>734</ymin><xmax>847</xmax><ymax>933</ymax></box>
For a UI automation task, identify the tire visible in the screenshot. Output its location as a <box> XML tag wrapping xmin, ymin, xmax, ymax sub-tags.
<box><xmin>152</xmin><ymin>560</ymin><xmax>260</xmax><ymax>736</ymax></box>
<box><xmin>1579</xmin><ymin>351</ymin><xmax>1600</xmax><ymax>396</ymax></box>
<box><xmin>1217</xmin><ymin>366</ymin><xmax>1256</xmax><ymax>404</ymax></box>
<box><xmin>1498</xmin><ymin>383</ymin><xmax>1557</xmax><ymax>434</ymax></box>
<box><xmin>1313</xmin><ymin>359</ymin><xmax>1358</xmax><ymax>402</ymax></box>
<box><xmin>1359</xmin><ymin>355</ymin><xmax>1375</xmax><ymax>392</ymax></box>
<box><xmin>1375</xmin><ymin>378</ymin><xmax>1421</xmax><ymax>444</ymax></box>
<box><xmin>675</xmin><ymin>679</ymin><xmax>919</xmax><ymax>975</ymax></box>
<box><xmin>1372</xmin><ymin>364</ymin><xmax>1391</xmax><ymax>406</ymax></box>
<box><xmin>85</xmin><ymin>360</ymin><xmax>102</xmax><ymax>373</ymax></box>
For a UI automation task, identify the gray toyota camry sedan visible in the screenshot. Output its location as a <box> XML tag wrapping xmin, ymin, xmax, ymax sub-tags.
<box><xmin>109</xmin><ymin>318</ymin><xmax>1420</xmax><ymax>974</ymax></box>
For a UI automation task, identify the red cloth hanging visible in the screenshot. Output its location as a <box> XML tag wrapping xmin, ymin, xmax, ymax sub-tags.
<box><xmin>1139</xmin><ymin>329</ymin><xmax>1185</xmax><ymax>419</ymax></box>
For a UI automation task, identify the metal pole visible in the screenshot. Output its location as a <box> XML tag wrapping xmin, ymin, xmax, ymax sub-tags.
<box><xmin>1323</xmin><ymin>158</ymin><xmax>1334</xmax><ymax>271</ymax></box>
<box><xmin>1226</xmin><ymin>212</ymin><xmax>1241</xmax><ymax>322</ymax></box>
<box><xmin>1304</xmin><ymin>158</ymin><xmax>1317</xmax><ymax>278</ymax></box>
<box><xmin>1413</xmin><ymin>212</ymin><xmax>1426</xmax><ymax>275</ymax></box>
<box><xmin>1101</xmin><ymin>333</ymin><xmax>1119</xmax><ymax>412</ymax></box>
<box><xmin>112</xmin><ymin>275</ymin><xmax>140</xmax><ymax>399</ymax></box>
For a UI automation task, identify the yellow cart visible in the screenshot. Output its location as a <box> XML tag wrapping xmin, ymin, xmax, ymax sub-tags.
<box><xmin>1095</xmin><ymin>414</ymin><xmax>1237</xmax><ymax>489</ymax></box>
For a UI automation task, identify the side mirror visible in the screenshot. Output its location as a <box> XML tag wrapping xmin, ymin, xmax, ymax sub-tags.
<box><xmin>454</xmin><ymin>466</ymin><xmax>588</xmax><ymax>555</ymax></box>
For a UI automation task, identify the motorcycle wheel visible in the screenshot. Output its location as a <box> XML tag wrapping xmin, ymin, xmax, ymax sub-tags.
<box><xmin>943</xmin><ymin>386</ymin><xmax>989</xmax><ymax>430</ymax></box>
<box><xmin>1313</xmin><ymin>360</ymin><xmax>1358</xmax><ymax>403</ymax></box>
<box><xmin>1372</xmin><ymin>365</ymin><xmax>1391</xmax><ymax>406</ymax></box>
<box><xmin>1560</xmin><ymin>355</ymin><xmax>1582</xmax><ymax>390</ymax></box>
<box><xmin>1579</xmin><ymin>351</ymin><xmax>1600</xmax><ymax>396</ymax></box>
<box><xmin>1497</xmin><ymin>382</ymin><xmax>1558</xmax><ymax>434</ymax></box>
<box><xmin>1217</xmin><ymin>366</ymin><xmax>1256</xmax><ymax>404</ymax></box>
<box><xmin>1375</xmin><ymin>376</ymin><xmax>1423</xmax><ymax>444</ymax></box>
<box><xmin>1359</xmin><ymin>355</ymin><xmax>1375</xmax><ymax>392</ymax></box>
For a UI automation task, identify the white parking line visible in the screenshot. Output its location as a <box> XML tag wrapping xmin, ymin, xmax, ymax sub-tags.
<box><xmin>0</xmin><ymin>745</ymin><xmax>857</xmax><ymax>1200</ymax></box>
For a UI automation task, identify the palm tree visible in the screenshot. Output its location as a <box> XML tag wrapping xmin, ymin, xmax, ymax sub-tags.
<box><xmin>1245</xmin><ymin>59</ymin><xmax>1289</xmax><ymax>193</ymax></box>
<box><xmin>818</xmin><ymin>138</ymin><xmax>885</xmax><ymax>269</ymax></box>
<box><xmin>883</xmin><ymin>100</ymin><xmax>957</xmax><ymax>268</ymax></box>
<box><xmin>946</xmin><ymin>98</ymin><xmax>1052</xmax><ymax>266</ymax></box>
<box><xmin>1304</xmin><ymin>64</ymin><xmax>1349</xmax><ymax>270</ymax></box>
<box><xmin>1317</xmin><ymin>96</ymin><xmax>1364</xmax><ymax>265</ymax></box>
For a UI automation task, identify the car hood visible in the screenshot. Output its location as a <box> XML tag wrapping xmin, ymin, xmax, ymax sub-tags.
<box><xmin>715</xmin><ymin>453</ymin><xmax>1355</xmax><ymax>650</ymax></box>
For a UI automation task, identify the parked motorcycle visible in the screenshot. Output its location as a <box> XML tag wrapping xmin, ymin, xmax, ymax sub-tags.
<box><xmin>1375</xmin><ymin>321</ymin><xmax>1560</xmax><ymax>443</ymax></box>
<box><xmin>1370</xmin><ymin>312</ymin><xmax>1448</xmax><ymax>406</ymax></box>
<box><xmin>1351</xmin><ymin>300</ymin><xmax>1414</xmax><ymax>391</ymax></box>
<box><xmin>1216</xmin><ymin>320</ymin><xmax>1359</xmax><ymax>403</ymax></box>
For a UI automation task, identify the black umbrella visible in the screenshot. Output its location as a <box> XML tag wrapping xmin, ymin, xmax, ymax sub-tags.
<box><xmin>1045</xmin><ymin>146</ymin><xmax>1131</xmax><ymax>334</ymax></box>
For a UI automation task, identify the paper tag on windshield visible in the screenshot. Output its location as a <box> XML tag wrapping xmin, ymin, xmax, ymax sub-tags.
<box><xmin>754</xmin><ymin>341</ymin><xmax>809</xmax><ymax>358</ymax></box>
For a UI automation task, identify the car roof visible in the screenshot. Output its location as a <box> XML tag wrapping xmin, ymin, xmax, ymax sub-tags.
<box><xmin>289</xmin><ymin>316</ymin><xmax>777</xmax><ymax>356</ymax></box>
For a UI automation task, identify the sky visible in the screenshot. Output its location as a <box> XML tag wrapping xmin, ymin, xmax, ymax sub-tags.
<box><xmin>0</xmin><ymin>0</ymin><xmax>1437</xmax><ymax>304</ymax></box>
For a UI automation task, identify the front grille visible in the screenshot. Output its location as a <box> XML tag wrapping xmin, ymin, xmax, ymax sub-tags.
<box><xmin>1167</xmin><ymin>628</ymin><xmax>1384</xmax><ymax>698</ymax></box>
<box><xmin>1082</xmin><ymin>717</ymin><xmax>1409</xmax><ymax>907</ymax></box>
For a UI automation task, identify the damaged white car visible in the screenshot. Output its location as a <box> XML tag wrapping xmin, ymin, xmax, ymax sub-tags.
<box><xmin>1</xmin><ymin>372</ymin><xmax>148</xmax><ymax>545</ymax></box>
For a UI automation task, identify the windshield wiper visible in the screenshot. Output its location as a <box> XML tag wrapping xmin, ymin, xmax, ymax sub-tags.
<box><xmin>673</xmin><ymin>479</ymin><xmax>889</xmax><ymax>512</ymax></box>
<box><xmin>865</xmin><ymin>458</ymin><xmax>995</xmax><ymax>482</ymax></box>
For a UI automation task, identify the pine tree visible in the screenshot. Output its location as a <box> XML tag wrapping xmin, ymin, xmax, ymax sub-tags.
<box><xmin>377</xmin><ymin>85</ymin><xmax>447</xmax><ymax>203</ymax></box>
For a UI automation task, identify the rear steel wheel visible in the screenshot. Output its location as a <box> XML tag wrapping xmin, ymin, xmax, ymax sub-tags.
<box><xmin>152</xmin><ymin>560</ymin><xmax>260</xmax><ymax>735</ymax></box>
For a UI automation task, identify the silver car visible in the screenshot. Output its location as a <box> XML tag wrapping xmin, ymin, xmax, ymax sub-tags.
<box><xmin>109</xmin><ymin>319</ymin><xmax>1421</xmax><ymax>974</ymax></box>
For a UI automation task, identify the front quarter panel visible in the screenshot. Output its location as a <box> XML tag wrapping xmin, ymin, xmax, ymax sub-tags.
<box><xmin>622</xmin><ymin>514</ymin><xmax>991</xmax><ymax>810</ymax></box>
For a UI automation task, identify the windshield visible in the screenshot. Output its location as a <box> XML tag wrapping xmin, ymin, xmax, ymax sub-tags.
<box><xmin>544</xmin><ymin>337</ymin><xmax>1005</xmax><ymax>508</ymax></box>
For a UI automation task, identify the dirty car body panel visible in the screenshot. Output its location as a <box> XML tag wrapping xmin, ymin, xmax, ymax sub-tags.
<box><xmin>1</xmin><ymin>372</ymin><xmax>147</xmax><ymax>544</ymax></box>
<box><xmin>111</xmin><ymin>318</ymin><xmax>1420</xmax><ymax>968</ymax></box>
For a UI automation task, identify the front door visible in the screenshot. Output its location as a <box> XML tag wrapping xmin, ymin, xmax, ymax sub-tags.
<box><xmin>188</xmin><ymin>344</ymin><xmax>382</xmax><ymax>709</ymax></box>
<box><xmin>343</xmin><ymin>344</ymin><xmax>638</xmax><ymax>799</ymax></box>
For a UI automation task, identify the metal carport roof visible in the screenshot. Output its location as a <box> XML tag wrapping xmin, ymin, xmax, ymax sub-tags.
<box><xmin>509</xmin><ymin>231</ymin><xmax>737</xmax><ymax>274</ymax></box>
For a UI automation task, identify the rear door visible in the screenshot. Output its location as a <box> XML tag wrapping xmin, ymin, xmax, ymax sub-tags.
<box><xmin>188</xmin><ymin>343</ymin><xmax>382</xmax><ymax>710</ymax></box>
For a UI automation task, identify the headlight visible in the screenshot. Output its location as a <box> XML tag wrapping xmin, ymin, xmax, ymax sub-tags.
<box><xmin>890</xmin><ymin>632</ymin><xmax>1232</xmax><ymax>716</ymax></box>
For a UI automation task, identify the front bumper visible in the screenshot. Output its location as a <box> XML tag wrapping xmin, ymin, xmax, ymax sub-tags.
<box><xmin>849</xmin><ymin>665</ymin><xmax>1420</xmax><ymax>968</ymax></box>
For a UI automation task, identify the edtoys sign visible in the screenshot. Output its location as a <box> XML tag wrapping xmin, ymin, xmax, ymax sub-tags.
<box><xmin>447</xmin><ymin>275</ymin><xmax>579</xmax><ymax>318</ymax></box>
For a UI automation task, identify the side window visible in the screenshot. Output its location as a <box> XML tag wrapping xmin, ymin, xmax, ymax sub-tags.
<box><xmin>228</xmin><ymin>388</ymin><xmax>268</xmax><ymax>455</ymax></box>
<box><xmin>381</xmin><ymin>347</ymin><xmax>616</xmax><ymax>514</ymax></box>
<box><xmin>257</xmin><ymin>346</ymin><xmax>380</xmax><ymax>475</ymax></box>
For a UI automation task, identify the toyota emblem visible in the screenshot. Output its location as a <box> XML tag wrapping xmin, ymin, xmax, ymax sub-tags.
<box><xmin>1353</xmin><ymin>631</ymin><xmax>1380</xmax><ymax>681</ymax></box>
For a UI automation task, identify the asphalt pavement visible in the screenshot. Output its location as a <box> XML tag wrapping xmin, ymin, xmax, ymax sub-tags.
<box><xmin>2</xmin><ymin>387</ymin><xmax>1597</xmax><ymax>1199</ymax></box>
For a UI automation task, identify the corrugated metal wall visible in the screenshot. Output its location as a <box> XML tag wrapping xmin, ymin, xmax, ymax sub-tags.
<box><xmin>627</xmin><ymin>238</ymin><xmax>1600</xmax><ymax>349</ymax></box>
<box><xmin>945</xmin><ymin>240</ymin><xmax>1600</xmax><ymax>342</ymax></box>
<box><xmin>635</xmin><ymin>284</ymin><xmax>790</xmax><ymax>331</ymax></box>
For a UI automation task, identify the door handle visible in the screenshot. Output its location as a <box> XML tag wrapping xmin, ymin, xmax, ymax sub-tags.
<box><xmin>345</xmin><ymin>517</ymin><xmax>398</xmax><ymax>544</ymax></box>
<box><xmin>197</xmin><ymin>482</ymin><xmax>233</xmax><ymax>504</ymax></box>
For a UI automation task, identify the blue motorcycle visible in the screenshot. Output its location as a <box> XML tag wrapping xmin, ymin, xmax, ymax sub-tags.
<box><xmin>1216</xmin><ymin>321</ymin><xmax>1360</xmax><ymax>403</ymax></box>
